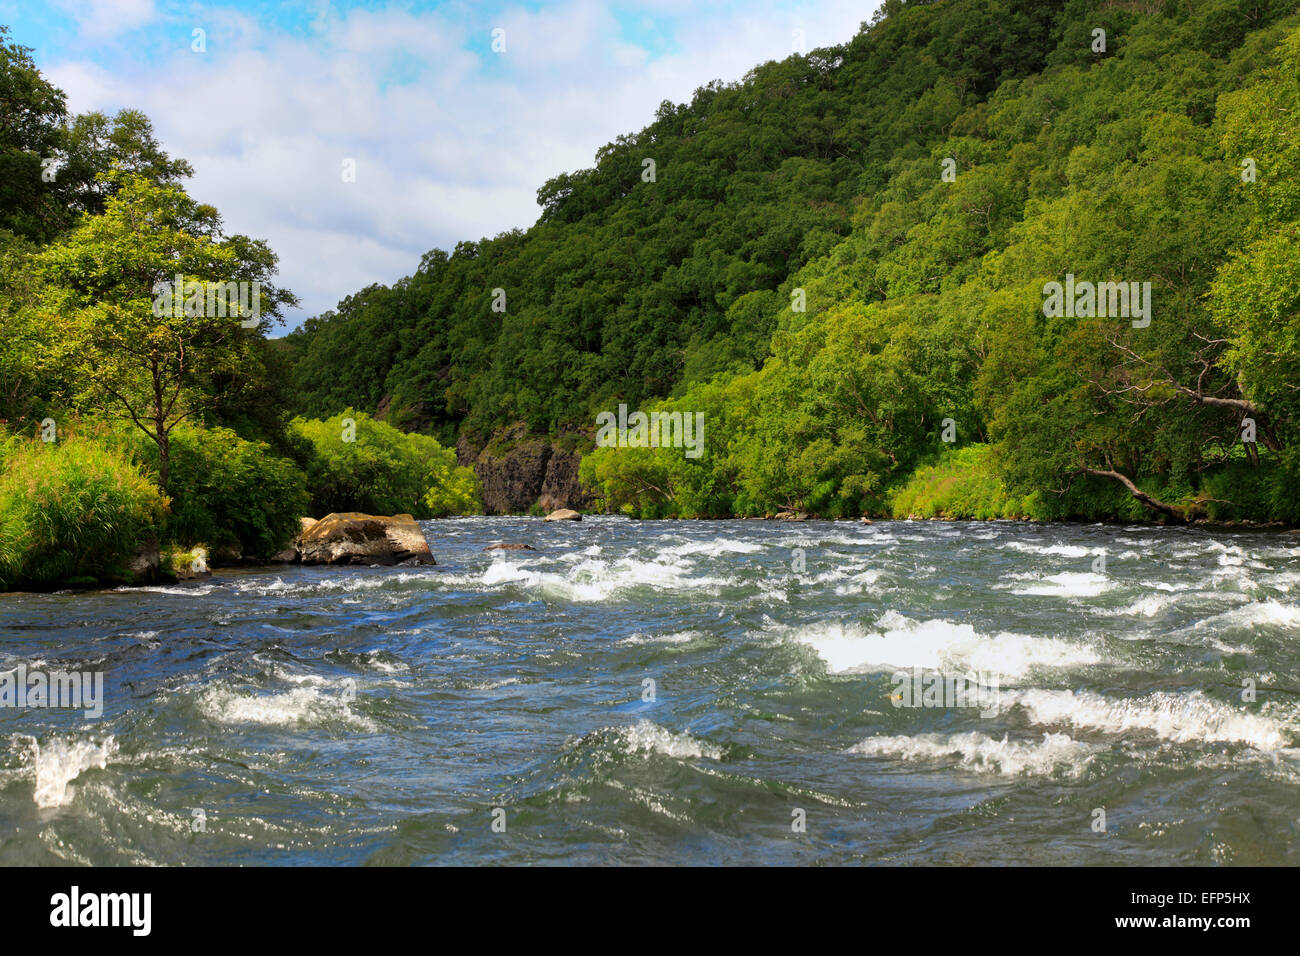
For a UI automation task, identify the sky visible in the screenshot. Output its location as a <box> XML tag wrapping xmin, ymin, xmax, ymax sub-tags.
<box><xmin>1</xmin><ymin>0</ymin><xmax>880</xmax><ymax>330</ymax></box>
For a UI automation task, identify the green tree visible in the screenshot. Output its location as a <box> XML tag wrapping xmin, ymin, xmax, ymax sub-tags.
<box><xmin>33</xmin><ymin>173</ymin><xmax>295</xmax><ymax>492</ymax></box>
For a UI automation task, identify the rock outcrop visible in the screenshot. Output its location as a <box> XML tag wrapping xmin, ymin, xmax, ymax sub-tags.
<box><xmin>297</xmin><ymin>512</ymin><xmax>435</xmax><ymax>566</ymax></box>
<box><xmin>459</xmin><ymin>423</ymin><xmax>594</xmax><ymax>514</ymax></box>
<box><xmin>544</xmin><ymin>508</ymin><xmax>582</xmax><ymax>522</ymax></box>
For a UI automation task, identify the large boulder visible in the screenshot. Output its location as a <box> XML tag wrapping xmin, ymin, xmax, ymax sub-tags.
<box><xmin>544</xmin><ymin>508</ymin><xmax>582</xmax><ymax>522</ymax></box>
<box><xmin>297</xmin><ymin>512</ymin><xmax>435</xmax><ymax>566</ymax></box>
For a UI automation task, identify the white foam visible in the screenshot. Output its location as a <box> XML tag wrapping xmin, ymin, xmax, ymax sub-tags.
<box><xmin>1003</xmin><ymin>541</ymin><xmax>1092</xmax><ymax>558</ymax></box>
<box><xmin>1007</xmin><ymin>689</ymin><xmax>1288</xmax><ymax>751</ymax></box>
<box><xmin>617</xmin><ymin>630</ymin><xmax>700</xmax><ymax>646</ymax></box>
<box><xmin>1102</xmin><ymin>593</ymin><xmax>1179</xmax><ymax>618</ymax></box>
<box><xmin>615</xmin><ymin>720</ymin><xmax>721</xmax><ymax>760</ymax></box>
<box><xmin>1001</xmin><ymin>571</ymin><xmax>1112</xmax><ymax>598</ymax></box>
<box><xmin>198</xmin><ymin>685</ymin><xmax>377</xmax><ymax>732</ymax></box>
<box><xmin>662</xmin><ymin>538</ymin><xmax>765</xmax><ymax>558</ymax></box>
<box><xmin>30</xmin><ymin>736</ymin><xmax>116</xmax><ymax>808</ymax></box>
<box><xmin>235</xmin><ymin>572</ymin><xmax>438</xmax><ymax>596</ymax></box>
<box><xmin>849</xmin><ymin>731</ymin><xmax>1094</xmax><ymax>776</ymax></box>
<box><xmin>833</xmin><ymin>568</ymin><xmax>886</xmax><ymax>595</ymax></box>
<box><xmin>123</xmin><ymin>584</ymin><xmax>219</xmax><ymax>596</ymax></box>
<box><xmin>482</xmin><ymin>556</ymin><xmax>730</xmax><ymax>602</ymax></box>
<box><xmin>790</xmin><ymin>611</ymin><xmax>1099</xmax><ymax>678</ymax></box>
<box><xmin>1196</xmin><ymin>601</ymin><xmax>1300</xmax><ymax>631</ymax></box>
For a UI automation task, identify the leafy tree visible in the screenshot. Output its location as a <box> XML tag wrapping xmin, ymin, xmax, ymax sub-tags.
<box><xmin>33</xmin><ymin>173</ymin><xmax>295</xmax><ymax>492</ymax></box>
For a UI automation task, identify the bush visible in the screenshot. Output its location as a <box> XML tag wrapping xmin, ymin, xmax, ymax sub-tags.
<box><xmin>0</xmin><ymin>433</ymin><xmax>167</xmax><ymax>589</ymax></box>
<box><xmin>290</xmin><ymin>409</ymin><xmax>480</xmax><ymax>519</ymax></box>
<box><xmin>126</xmin><ymin>423</ymin><xmax>309</xmax><ymax>559</ymax></box>
<box><xmin>889</xmin><ymin>444</ymin><xmax>1035</xmax><ymax>520</ymax></box>
<box><xmin>1202</xmin><ymin>448</ymin><xmax>1300</xmax><ymax>524</ymax></box>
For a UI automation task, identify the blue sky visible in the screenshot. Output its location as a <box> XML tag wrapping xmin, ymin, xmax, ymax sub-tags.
<box><xmin>2</xmin><ymin>0</ymin><xmax>880</xmax><ymax>329</ymax></box>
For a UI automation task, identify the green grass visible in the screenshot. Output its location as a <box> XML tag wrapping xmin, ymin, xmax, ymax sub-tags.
<box><xmin>0</xmin><ymin>432</ymin><xmax>167</xmax><ymax>589</ymax></box>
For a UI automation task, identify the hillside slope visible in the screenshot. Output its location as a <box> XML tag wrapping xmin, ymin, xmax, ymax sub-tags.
<box><xmin>284</xmin><ymin>0</ymin><xmax>1300</xmax><ymax>521</ymax></box>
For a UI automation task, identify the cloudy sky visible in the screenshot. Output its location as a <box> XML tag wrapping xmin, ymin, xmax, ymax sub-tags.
<box><xmin>2</xmin><ymin>0</ymin><xmax>879</xmax><ymax>330</ymax></box>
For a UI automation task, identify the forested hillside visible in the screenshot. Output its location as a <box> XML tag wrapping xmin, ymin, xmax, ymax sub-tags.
<box><xmin>283</xmin><ymin>0</ymin><xmax>1300</xmax><ymax>522</ymax></box>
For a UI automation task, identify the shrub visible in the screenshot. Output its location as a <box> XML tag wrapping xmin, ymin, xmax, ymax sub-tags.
<box><xmin>889</xmin><ymin>444</ymin><xmax>1035</xmax><ymax>520</ymax></box>
<box><xmin>0</xmin><ymin>433</ymin><xmax>167</xmax><ymax>589</ymax></box>
<box><xmin>290</xmin><ymin>409</ymin><xmax>480</xmax><ymax>518</ymax></box>
<box><xmin>126</xmin><ymin>423</ymin><xmax>309</xmax><ymax>559</ymax></box>
<box><xmin>1202</xmin><ymin>448</ymin><xmax>1300</xmax><ymax>524</ymax></box>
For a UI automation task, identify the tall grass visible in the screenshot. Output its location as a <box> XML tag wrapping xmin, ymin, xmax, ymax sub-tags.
<box><xmin>0</xmin><ymin>433</ymin><xmax>167</xmax><ymax>589</ymax></box>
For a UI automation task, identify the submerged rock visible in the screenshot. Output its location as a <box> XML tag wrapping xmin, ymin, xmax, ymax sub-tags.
<box><xmin>484</xmin><ymin>543</ymin><xmax>537</xmax><ymax>551</ymax></box>
<box><xmin>543</xmin><ymin>508</ymin><xmax>582</xmax><ymax>522</ymax></box>
<box><xmin>297</xmin><ymin>512</ymin><xmax>435</xmax><ymax>566</ymax></box>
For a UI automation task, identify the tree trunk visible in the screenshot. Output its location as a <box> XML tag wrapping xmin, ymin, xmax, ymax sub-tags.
<box><xmin>155</xmin><ymin>418</ymin><xmax>170</xmax><ymax>495</ymax></box>
<box><xmin>1081</xmin><ymin>468</ymin><xmax>1185</xmax><ymax>522</ymax></box>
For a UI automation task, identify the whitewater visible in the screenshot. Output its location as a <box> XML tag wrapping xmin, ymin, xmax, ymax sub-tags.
<box><xmin>1</xmin><ymin>517</ymin><xmax>1297</xmax><ymax>864</ymax></box>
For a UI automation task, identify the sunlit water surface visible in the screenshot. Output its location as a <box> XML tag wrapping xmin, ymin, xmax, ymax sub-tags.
<box><xmin>2</xmin><ymin>518</ymin><xmax>1299</xmax><ymax>865</ymax></box>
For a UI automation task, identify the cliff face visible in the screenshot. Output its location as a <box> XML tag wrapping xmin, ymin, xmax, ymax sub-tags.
<box><xmin>457</xmin><ymin>424</ymin><xmax>593</xmax><ymax>514</ymax></box>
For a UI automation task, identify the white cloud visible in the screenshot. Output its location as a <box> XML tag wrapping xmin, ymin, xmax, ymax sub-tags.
<box><xmin>42</xmin><ymin>0</ymin><xmax>879</xmax><ymax>328</ymax></box>
<box><xmin>49</xmin><ymin>0</ymin><xmax>158</xmax><ymax>40</ymax></box>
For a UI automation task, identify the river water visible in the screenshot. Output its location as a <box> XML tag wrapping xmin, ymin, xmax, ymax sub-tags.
<box><xmin>1</xmin><ymin>517</ymin><xmax>1298</xmax><ymax>865</ymax></box>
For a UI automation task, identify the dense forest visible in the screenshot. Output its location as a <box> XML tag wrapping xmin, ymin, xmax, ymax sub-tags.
<box><xmin>2</xmin><ymin>0</ymin><xmax>1300</xmax><ymax>589</ymax></box>
<box><xmin>283</xmin><ymin>0</ymin><xmax>1300</xmax><ymax>522</ymax></box>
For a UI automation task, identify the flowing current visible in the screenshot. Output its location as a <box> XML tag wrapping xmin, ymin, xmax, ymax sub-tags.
<box><xmin>2</xmin><ymin>518</ymin><xmax>1299</xmax><ymax>865</ymax></box>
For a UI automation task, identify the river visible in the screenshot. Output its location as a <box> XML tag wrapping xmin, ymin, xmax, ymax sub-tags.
<box><xmin>1</xmin><ymin>517</ymin><xmax>1297</xmax><ymax>864</ymax></box>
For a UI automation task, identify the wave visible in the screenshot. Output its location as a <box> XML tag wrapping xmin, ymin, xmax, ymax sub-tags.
<box><xmin>1195</xmin><ymin>600</ymin><xmax>1300</xmax><ymax>632</ymax></box>
<box><xmin>660</xmin><ymin>538</ymin><xmax>766</xmax><ymax>558</ymax></box>
<box><xmin>788</xmin><ymin>611</ymin><xmax>1100</xmax><ymax>678</ymax></box>
<box><xmin>1006</xmin><ymin>689</ymin><xmax>1288</xmax><ymax>751</ymax></box>
<box><xmin>565</xmin><ymin>720</ymin><xmax>722</xmax><ymax>762</ymax></box>
<box><xmin>1002</xmin><ymin>541</ymin><xmax>1093</xmax><ymax>558</ymax></box>
<box><xmin>1097</xmin><ymin>593</ymin><xmax>1180</xmax><ymax>618</ymax></box>
<box><xmin>617</xmin><ymin>630</ymin><xmax>701</xmax><ymax>646</ymax></box>
<box><xmin>849</xmin><ymin>731</ymin><xmax>1094</xmax><ymax>777</ymax></box>
<box><xmin>481</xmin><ymin>556</ymin><xmax>731</xmax><ymax>602</ymax></box>
<box><xmin>197</xmin><ymin>685</ymin><xmax>377</xmax><ymax>732</ymax></box>
<box><xmin>999</xmin><ymin>571</ymin><xmax>1112</xmax><ymax>598</ymax></box>
<box><xmin>25</xmin><ymin>736</ymin><xmax>117</xmax><ymax>809</ymax></box>
<box><xmin>233</xmin><ymin>571</ymin><xmax>442</xmax><ymax>597</ymax></box>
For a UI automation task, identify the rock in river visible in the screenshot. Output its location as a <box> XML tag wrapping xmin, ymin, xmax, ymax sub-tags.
<box><xmin>297</xmin><ymin>512</ymin><xmax>435</xmax><ymax>566</ymax></box>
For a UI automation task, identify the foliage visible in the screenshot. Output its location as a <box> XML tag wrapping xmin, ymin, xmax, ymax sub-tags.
<box><xmin>888</xmin><ymin>445</ymin><xmax>1034</xmax><ymax>520</ymax></box>
<box><xmin>0</xmin><ymin>431</ymin><xmax>166</xmax><ymax>588</ymax></box>
<box><xmin>31</xmin><ymin>173</ymin><xmax>295</xmax><ymax>493</ymax></box>
<box><xmin>289</xmin><ymin>410</ymin><xmax>480</xmax><ymax>519</ymax></box>
<box><xmin>288</xmin><ymin>0</ymin><xmax>1300</xmax><ymax>524</ymax></box>
<box><xmin>125</xmin><ymin>423</ymin><xmax>309</xmax><ymax>558</ymax></box>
